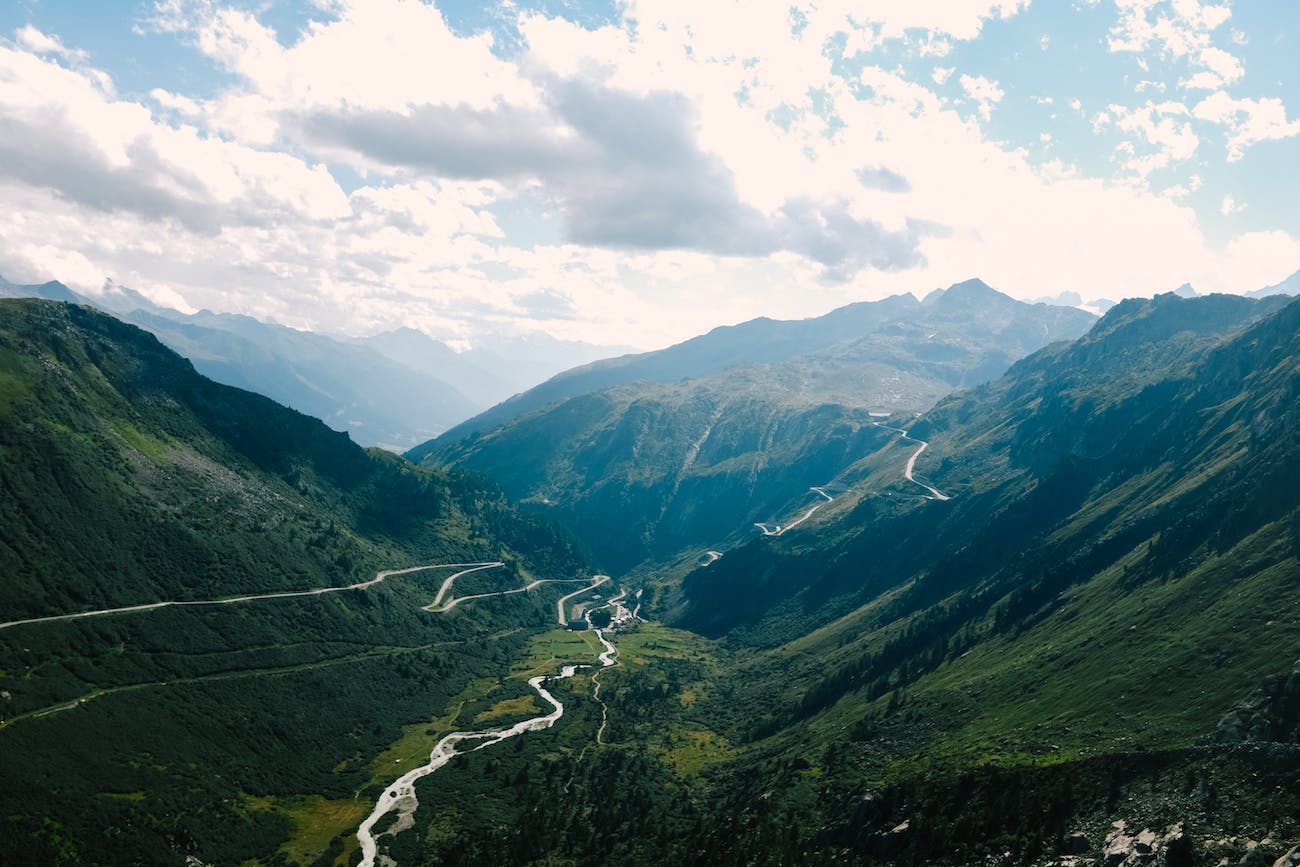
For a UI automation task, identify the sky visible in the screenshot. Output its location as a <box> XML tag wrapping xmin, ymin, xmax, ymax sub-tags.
<box><xmin>0</xmin><ymin>0</ymin><xmax>1297</xmax><ymax>350</ymax></box>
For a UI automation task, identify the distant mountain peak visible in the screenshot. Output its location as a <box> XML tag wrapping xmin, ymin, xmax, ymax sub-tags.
<box><xmin>0</xmin><ymin>276</ymin><xmax>80</xmax><ymax>304</ymax></box>
<box><xmin>922</xmin><ymin>277</ymin><xmax>1015</xmax><ymax>308</ymax></box>
<box><xmin>1172</xmin><ymin>282</ymin><xmax>1199</xmax><ymax>298</ymax></box>
<box><xmin>948</xmin><ymin>277</ymin><xmax>997</xmax><ymax>294</ymax></box>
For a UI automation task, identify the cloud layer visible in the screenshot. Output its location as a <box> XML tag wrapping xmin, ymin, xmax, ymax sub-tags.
<box><xmin>0</xmin><ymin>0</ymin><xmax>1296</xmax><ymax>348</ymax></box>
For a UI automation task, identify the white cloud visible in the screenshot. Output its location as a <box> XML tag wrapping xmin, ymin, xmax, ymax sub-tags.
<box><xmin>0</xmin><ymin>45</ymin><xmax>349</xmax><ymax>232</ymax></box>
<box><xmin>915</xmin><ymin>33</ymin><xmax>954</xmax><ymax>58</ymax></box>
<box><xmin>1108</xmin><ymin>0</ymin><xmax>1246</xmax><ymax>99</ymax></box>
<box><xmin>14</xmin><ymin>25</ymin><xmax>88</xmax><ymax>62</ymax></box>
<box><xmin>0</xmin><ymin>0</ymin><xmax>1296</xmax><ymax>351</ymax></box>
<box><xmin>1107</xmin><ymin>100</ymin><xmax>1199</xmax><ymax>175</ymax></box>
<box><xmin>959</xmin><ymin>73</ymin><xmax>1004</xmax><ymax>120</ymax></box>
<box><xmin>149</xmin><ymin>88</ymin><xmax>202</xmax><ymax>117</ymax></box>
<box><xmin>1109</xmin><ymin>0</ymin><xmax>1231</xmax><ymax>57</ymax></box>
<box><xmin>1206</xmin><ymin>231</ymin><xmax>1300</xmax><ymax>293</ymax></box>
<box><xmin>1192</xmin><ymin>92</ymin><xmax>1300</xmax><ymax>160</ymax></box>
<box><xmin>1182</xmin><ymin>71</ymin><xmax>1223</xmax><ymax>90</ymax></box>
<box><xmin>1219</xmin><ymin>194</ymin><xmax>1243</xmax><ymax>215</ymax></box>
<box><xmin>847</xmin><ymin>0</ymin><xmax>1032</xmax><ymax>41</ymax></box>
<box><xmin>1198</xmin><ymin>46</ymin><xmax>1244</xmax><ymax>83</ymax></box>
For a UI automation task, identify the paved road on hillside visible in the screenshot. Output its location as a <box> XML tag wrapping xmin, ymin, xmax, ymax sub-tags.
<box><xmin>744</xmin><ymin>418</ymin><xmax>951</xmax><ymax>551</ymax></box>
<box><xmin>426</xmin><ymin>574</ymin><xmax>597</xmax><ymax>614</ymax></box>
<box><xmin>0</xmin><ymin>561</ymin><xmax>614</xmax><ymax>631</ymax></box>
<box><xmin>2</xmin><ymin>550</ymin><xmax>623</xmax><ymax>867</ymax></box>
<box><xmin>0</xmin><ymin>563</ymin><xmax>497</xmax><ymax>632</ymax></box>
<box><xmin>555</xmin><ymin>574</ymin><xmax>611</xmax><ymax>624</ymax></box>
<box><xmin>754</xmin><ymin>485</ymin><xmax>836</xmax><ymax>537</ymax></box>
<box><xmin>871</xmin><ymin>421</ymin><xmax>952</xmax><ymax>500</ymax></box>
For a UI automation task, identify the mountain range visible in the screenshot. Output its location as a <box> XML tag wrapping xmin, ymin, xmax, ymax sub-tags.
<box><xmin>0</xmin><ymin>275</ymin><xmax>629</xmax><ymax>450</ymax></box>
<box><xmin>4</xmin><ymin>280</ymin><xmax>1300</xmax><ymax>866</ymax></box>
<box><xmin>413</xmin><ymin>279</ymin><xmax>1097</xmax><ymax>573</ymax></box>
<box><xmin>400</xmin><ymin>290</ymin><xmax>1300</xmax><ymax>867</ymax></box>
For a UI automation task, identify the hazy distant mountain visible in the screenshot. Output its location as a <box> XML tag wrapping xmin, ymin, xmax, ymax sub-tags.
<box><xmin>1032</xmin><ymin>289</ymin><xmax>1117</xmax><ymax>314</ymax></box>
<box><xmin>0</xmin><ymin>274</ymin><xmax>628</xmax><ymax>449</ymax></box>
<box><xmin>430</xmin><ymin>278</ymin><xmax>1096</xmax><ymax>444</ymax></box>
<box><xmin>350</xmin><ymin>327</ymin><xmax>517</xmax><ymax>406</ymax></box>
<box><xmin>0</xmin><ymin>276</ymin><xmax>80</xmax><ymax>303</ymax></box>
<box><xmin>87</xmin><ymin>279</ymin><xmax>178</xmax><ymax>318</ymax></box>
<box><xmin>123</xmin><ymin>309</ymin><xmax>482</xmax><ymax>450</ymax></box>
<box><xmin>460</xmin><ymin>331</ymin><xmax>639</xmax><ymax>398</ymax></box>
<box><xmin>348</xmin><ymin>327</ymin><xmax>629</xmax><ymax>407</ymax></box>
<box><xmin>1249</xmin><ymin>268</ymin><xmax>1300</xmax><ymax>298</ymax></box>
<box><xmin>415</xmin><ymin>279</ymin><xmax>1097</xmax><ymax>572</ymax></box>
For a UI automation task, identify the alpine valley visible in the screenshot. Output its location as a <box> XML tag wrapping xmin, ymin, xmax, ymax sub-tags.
<box><xmin>4</xmin><ymin>278</ymin><xmax>1300</xmax><ymax>867</ymax></box>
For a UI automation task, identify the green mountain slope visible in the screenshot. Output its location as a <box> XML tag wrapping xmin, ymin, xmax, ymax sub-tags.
<box><xmin>638</xmin><ymin>291</ymin><xmax>1300</xmax><ymax>861</ymax></box>
<box><xmin>415</xmin><ymin>280</ymin><xmax>1096</xmax><ymax>573</ymax></box>
<box><xmin>386</xmin><ymin>293</ymin><xmax>1300</xmax><ymax>867</ymax></box>
<box><xmin>0</xmin><ymin>299</ymin><xmax>594</xmax><ymax>865</ymax></box>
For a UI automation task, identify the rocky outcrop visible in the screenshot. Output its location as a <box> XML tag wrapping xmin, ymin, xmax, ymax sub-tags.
<box><xmin>1101</xmin><ymin>822</ymin><xmax>1192</xmax><ymax>867</ymax></box>
<box><xmin>1214</xmin><ymin>659</ymin><xmax>1300</xmax><ymax>745</ymax></box>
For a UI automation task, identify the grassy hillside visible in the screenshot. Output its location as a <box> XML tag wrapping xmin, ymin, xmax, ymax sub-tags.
<box><xmin>0</xmin><ymin>299</ymin><xmax>595</xmax><ymax>865</ymax></box>
<box><xmin>655</xmin><ymin>292</ymin><xmax>1300</xmax><ymax>860</ymax></box>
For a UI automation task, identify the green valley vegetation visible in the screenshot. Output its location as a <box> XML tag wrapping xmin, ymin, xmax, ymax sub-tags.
<box><xmin>0</xmin><ymin>299</ymin><xmax>598</xmax><ymax>865</ymax></box>
<box><xmin>7</xmin><ymin>293</ymin><xmax>1300</xmax><ymax>866</ymax></box>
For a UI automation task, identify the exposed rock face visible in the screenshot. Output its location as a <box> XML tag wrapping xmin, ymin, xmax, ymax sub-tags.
<box><xmin>1214</xmin><ymin>659</ymin><xmax>1300</xmax><ymax>745</ymax></box>
<box><xmin>1101</xmin><ymin>822</ymin><xmax>1192</xmax><ymax>867</ymax></box>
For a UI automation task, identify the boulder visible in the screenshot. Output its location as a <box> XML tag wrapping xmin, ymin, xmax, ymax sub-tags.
<box><xmin>1102</xmin><ymin>822</ymin><xmax>1191</xmax><ymax>867</ymax></box>
<box><xmin>1214</xmin><ymin>711</ymin><xmax>1246</xmax><ymax>744</ymax></box>
<box><xmin>1062</xmin><ymin>832</ymin><xmax>1091</xmax><ymax>855</ymax></box>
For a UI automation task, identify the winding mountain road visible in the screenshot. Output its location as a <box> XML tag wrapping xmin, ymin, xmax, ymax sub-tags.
<box><xmin>0</xmin><ymin>563</ymin><xmax>494</xmax><ymax>632</ymax></box>
<box><xmin>555</xmin><ymin>574</ymin><xmax>611</xmax><ymax>625</ymax></box>
<box><xmin>871</xmin><ymin>421</ymin><xmax>952</xmax><ymax>501</ymax></box>
<box><xmin>750</xmin><ymin>418</ymin><xmax>951</xmax><ymax>542</ymax></box>
<box><xmin>0</xmin><ymin>561</ymin><xmax>613</xmax><ymax>633</ymax></box>
<box><xmin>2</xmin><ymin>535</ymin><xmax>624</xmax><ymax>867</ymax></box>
<box><xmin>754</xmin><ymin>485</ymin><xmax>836</xmax><ymax>536</ymax></box>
